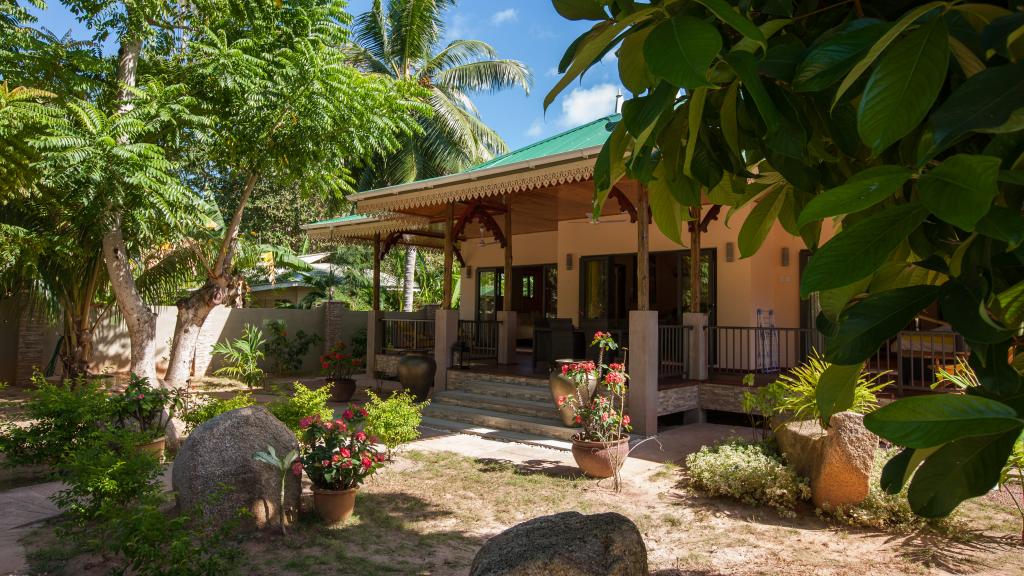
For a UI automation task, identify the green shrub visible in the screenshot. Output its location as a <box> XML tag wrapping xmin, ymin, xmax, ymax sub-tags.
<box><xmin>365</xmin><ymin>389</ymin><xmax>429</xmax><ymax>456</ymax></box>
<box><xmin>685</xmin><ymin>440</ymin><xmax>811</xmax><ymax>517</ymax></box>
<box><xmin>0</xmin><ymin>372</ymin><xmax>113</xmax><ymax>467</ymax></box>
<box><xmin>263</xmin><ymin>319</ymin><xmax>322</xmax><ymax>375</ymax></box>
<box><xmin>267</xmin><ymin>382</ymin><xmax>333</xmax><ymax>433</ymax></box>
<box><xmin>182</xmin><ymin>392</ymin><xmax>255</xmax><ymax>433</ymax></box>
<box><xmin>212</xmin><ymin>325</ymin><xmax>266</xmax><ymax>389</ymax></box>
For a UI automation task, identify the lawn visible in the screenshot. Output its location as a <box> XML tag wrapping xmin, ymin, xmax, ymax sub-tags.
<box><xmin>23</xmin><ymin>447</ymin><xmax>1024</xmax><ymax>576</ymax></box>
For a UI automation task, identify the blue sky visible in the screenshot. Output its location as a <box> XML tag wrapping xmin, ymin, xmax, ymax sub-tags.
<box><xmin>28</xmin><ymin>0</ymin><xmax>623</xmax><ymax>151</ymax></box>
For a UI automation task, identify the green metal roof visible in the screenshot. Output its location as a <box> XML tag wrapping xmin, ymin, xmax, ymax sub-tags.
<box><xmin>304</xmin><ymin>213</ymin><xmax>375</xmax><ymax>227</ymax></box>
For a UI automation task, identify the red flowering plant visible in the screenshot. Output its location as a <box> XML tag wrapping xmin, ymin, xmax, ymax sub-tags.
<box><xmin>294</xmin><ymin>404</ymin><xmax>385</xmax><ymax>491</ymax></box>
<box><xmin>559</xmin><ymin>362</ymin><xmax>632</xmax><ymax>442</ymax></box>
<box><xmin>320</xmin><ymin>341</ymin><xmax>362</xmax><ymax>382</ymax></box>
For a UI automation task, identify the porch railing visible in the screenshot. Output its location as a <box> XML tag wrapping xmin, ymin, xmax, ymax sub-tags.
<box><xmin>658</xmin><ymin>324</ymin><xmax>692</xmax><ymax>379</ymax></box>
<box><xmin>380</xmin><ymin>318</ymin><xmax>435</xmax><ymax>354</ymax></box>
<box><xmin>457</xmin><ymin>319</ymin><xmax>500</xmax><ymax>363</ymax></box>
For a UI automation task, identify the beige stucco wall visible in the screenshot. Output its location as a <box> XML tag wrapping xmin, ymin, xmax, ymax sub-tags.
<box><xmin>457</xmin><ymin>204</ymin><xmax>818</xmax><ymax>330</ymax></box>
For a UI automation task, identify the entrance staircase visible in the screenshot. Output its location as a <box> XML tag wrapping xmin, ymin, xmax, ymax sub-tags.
<box><xmin>422</xmin><ymin>371</ymin><xmax>574</xmax><ymax>449</ymax></box>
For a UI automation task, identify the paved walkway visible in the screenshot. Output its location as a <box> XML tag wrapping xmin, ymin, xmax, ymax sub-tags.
<box><xmin>0</xmin><ymin>423</ymin><xmax>741</xmax><ymax>575</ymax></box>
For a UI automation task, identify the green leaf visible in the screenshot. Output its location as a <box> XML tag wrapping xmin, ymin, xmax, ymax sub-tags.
<box><xmin>880</xmin><ymin>446</ymin><xmax>940</xmax><ymax>494</ymax></box>
<box><xmin>801</xmin><ymin>203</ymin><xmax>929</xmax><ymax>297</ymax></box>
<box><xmin>816</xmin><ymin>362</ymin><xmax>864</xmax><ymax>427</ymax></box>
<box><xmin>856</xmin><ymin>17</ymin><xmax>949</xmax><ymax>155</ymax></box>
<box><xmin>797</xmin><ymin>165</ymin><xmax>912</xmax><ymax>228</ymax></box>
<box><xmin>644</xmin><ymin>14</ymin><xmax>721</xmax><ymax>90</ymax></box>
<box><xmin>833</xmin><ymin>1</ymin><xmax>947</xmax><ymax>106</ymax></box>
<box><xmin>929</xmin><ymin>61</ymin><xmax>1024</xmax><ymax>151</ymax></box>
<box><xmin>552</xmin><ymin>0</ymin><xmax>608</xmax><ymax>21</ymax></box>
<box><xmin>618</xmin><ymin>27</ymin><xmax>656</xmax><ymax>94</ymax></box>
<box><xmin>648</xmin><ymin>162</ymin><xmax>692</xmax><ymax>245</ymax></box>
<box><xmin>592</xmin><ymin>121</ymin><xmax>630</xmax><ymax>213</ymax></box>
<box><xmin>818</xmin><ymin>277</ymin><xmax>872</xmax><ymax>322</ymax></box>
<box><xmin>865</xmin><ymin>394</ymin><xmax>1022</xmax><ymax>449</ymax></box>
<box><xmin>793</xmin><ymin>20</ymin><xmax>889</xmax><ymax>93</ymax></box>
<box><xmin>621</xmin><ymin>81</ymin><xmax>676</xmax><ymax>144</ymax></box>
<box><xmin>940</xmin><ymin>278</ymin><xmax>1011</xmax><ymax>344</ymax></box>
<box><xmin>825</xmin><ymin>284</ymin><xmax>942</xmax><ymax>364</ymax></box>
<box><xmin>683</xmin><ymin>87</ymin><xmax>707</xmax><ymax>178</ymax></box>
<box><xmin>720</xmin><ymin>81</ymin><xmax>740</xmax><ymax>157</ymax></box>
<box><xmin>996</xmin><ymin>280</ymin><xmax>1024</xmax><ymax>327</ymax></box>
<box><xmin>918</xmin><ymin>154</ymin><xmax>1000</xmax><ymax>231</ymax></box>
<box><xmin>907</xmin><ymin>429</ymin><xmax>1021</xmax><ymax>517</ymax></box>
<box><xmin>976</xmin><ymin>206</ymin><xmax>1024</xmax><ymax>249</ymax></box>
<box><xmin>738</xmin><ymin>186</ymin><xmax>785</xmax><ymax>257</ymax></box>
<box><xmin>695</xmin><ymin>0</ymin><xmax>764</xmax><ymax>46</ymax></box>
<box><xmin>724</xmin><ymin>51</ymin><xmax>779</xmax><ymax>133</ymax></box>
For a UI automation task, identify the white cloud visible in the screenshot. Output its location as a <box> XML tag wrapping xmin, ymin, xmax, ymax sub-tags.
<box><xmin>526</xmin><ymin>119</ymin><xmax>545</xmax><ymax>139</ymax></box>
<box><xmin>546</xmin><ymin>67</ymin><xmax>560</xmax><ymax>78</ymax></box>
<box><xmin>559</xmin><ymin>83</ymin><xmax>621</xmax><ymax>127</ymax></box>
<box><xmin>491</xmin><ymin>8</ymin><xmax>518</xmax><ymax>25</ymax></box>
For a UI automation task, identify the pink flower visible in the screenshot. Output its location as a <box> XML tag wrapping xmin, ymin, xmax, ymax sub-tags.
<box><xmin>622</xmin><ymin>415</ymin><xmax>631</xmax><ymax>426</ymax></box>
<box><xmin>342</xmin><ymin>409</ymin><xmax>354</xmax><ymax>420</ymax></box>
<box><xmin>609</xmin><ymin>363</ymin><xmax>624</xmax><ymax>372</ymax></box>
<box><xmin>299</xmin><ymin>416</ymin><xmax>312</xmax><ymax>429</ymax></box>
<box><xmin>358</xmin><ymin>407</ymin><xmax>368</xmax><ymax>417</ymax></box>
<box><xmin>355</xmin><ymin>431</ymin><xmax>367</xmax><ymax>442</ymax></box>
<box><xmin>291</xmin><ymin>461</ymin><xmax>303</xmax><ymax>476</ymax></box>
<box><xmin>376</xmin><ymin>453</ymin><xmax>386</xmax><ymax>462</ymax></box>
<box><xmin>601</xmin><ymin>413</ymin><xmax>609</xmax><ymax>422</ymax></box>
<box><xmin>339</xmin><ymin>448</ymin><xmax>351</xmax><ymax>458</ymax></box>
<box><xmin>321</xmin><ymin>459</ymin><xmax>330</xmax><ymax>467</ymax></box>
<box><xmin>556</xmin><ymin>395</ymin><xmax>566</xmax><ymax>407</ymax></box>
<box><xmin>137</xmin><ymin>393</ymin><xmax>145</xmax><ymax>400</ymax></box>
<box><xmin>561</xmin><ymin>364</ymin><xmax>569</xmax><ymax>375</ymax></box>
<box><xmin>332</xmin><ymin>454</ymin><xmax>340</xmax><ymax>462</ymax></box>
<box><xmin>361</xmin><ymin>457</ymin><xmax>372</xmax><ymax>469</ymax></box>
<box><xmin>323</xmin><ymin>421</ymin><xmax>333</xmax><ymax>431</ymax></box>
<box><xmin>341</xmin><ymin>460</ymin><xmax>353</xmax><ymax>468</ymax></box>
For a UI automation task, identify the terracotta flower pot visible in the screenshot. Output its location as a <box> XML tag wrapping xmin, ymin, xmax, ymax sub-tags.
<box><xmin>570</xmin><ymin>434</ymin><xmax>630</xmax><ymax>479</ymax></box>
<box><xmin>398</xmin><ymin>352</ymin><xmax>436</xmax><ymax>402</ymax></box>
<box><xmin>548</xmin><ymin>360</ymin><xmax>596</xmax><ymax>427</ymax></box>
<box><xmin>136</xmin><ymin>436</ymin><xmax>166</xmax><ymax>460</ymax></box>
<box><xmin>328</xmin><ymin>377</ymin><xmax>357</xmax><ymax>402</ymax></box>
<box><xmin>313</xmin><ymin>487</ymin><xmax>358</xmax><ymax>524</ymax></box>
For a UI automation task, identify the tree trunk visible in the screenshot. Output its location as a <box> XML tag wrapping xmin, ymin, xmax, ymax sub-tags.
<box><xmin>402</xmin><ymin>244</ymin><xmax>417</xmax><ymax>312</ymax></box>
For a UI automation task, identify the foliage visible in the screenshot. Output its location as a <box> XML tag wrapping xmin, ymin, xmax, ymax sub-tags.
<box><xmin>0</xmin><ymin>373</ymin><xmax>112</xmax><ymax>467</ymax></box>
<box><xmin>212</xmin><ymin>324</ymin><xmax>266</xmax><ymax>389</ymax></box>
<box><xmin>320</xmin><ymin>340</ymin><xmax>362</xmax><ymax>381</ymax></box>
<box><xmin>253</xmin><ymin>444</ymin><xmax>299</xmax><ymax>536</ymax></box>
<box><xmin>560</xmin><ymin>361</ymin><xmax>632</xmax><ymax>442</ymax></box>
<box><xmin>549</xmin><ymin>0</ymin><xmax>1024</xmax><ymax>518</ymax></box>
<box><xmin>999</xmin><ymin>432</ymin><xmax>1024</xmax><ymax>542</ymax></box>
<box><xmin>767</xmin><ymin>352</ymin><xmax>889</xmax><ymax>428</ymax></box>
<box><xmin>181</xmin><ymin>392</ymin><xmax>255</xmax><ymax>433</ymax></box>
<box><xmin>686</xmin><ymin>440</ymin><xmax>811</xmax><ymax>518</ymax></box>
<box><xmin>262</xmin><ymin>320</ymin><xmax>322</xmax><ymax>375</ymax></box>
<box><xmin>364</xmin><ymin>389</ymin><xmax>429</xmax><ymax>457</ymax></box>
<box><xmin>110</xmin><ymin>374</ymin><xmax>185</xmax><ymax>440</ymax></box>
<box><xmin>296</xmin><ymin>408</ymin><xmax>386</xmax><ymax>491</ymax></box>
<box><xmin>267</xmin><ymin>382</ymin><xmax>333</xmax><ymax>434</ymax></box>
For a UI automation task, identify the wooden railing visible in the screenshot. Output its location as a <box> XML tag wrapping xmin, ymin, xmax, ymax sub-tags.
<box><xmin>658</xmin><ymin>324</ymin><xmax>692</xmax><ymax>379</ymax></box>
<box><xmin>380</xmin><ymin>318</ymin><xmax>435</xmax><ymax>353</ymax></box>
<box><xmin>457</xmin><ymin>320</ymin><xmax>501</xmax><ymax>363</ymax></box>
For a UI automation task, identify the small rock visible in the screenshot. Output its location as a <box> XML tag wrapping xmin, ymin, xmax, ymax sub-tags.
<box><xmin>469</xmin><ymin>511</ymin><xmax>647</xmax><ymax>576</ymax></box>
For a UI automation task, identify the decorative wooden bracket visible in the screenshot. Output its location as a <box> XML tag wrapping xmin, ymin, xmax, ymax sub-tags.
<box><xmin>688</xmin><ymin>204</ymin><xmax>722</xmax><ymax>233</ymax></box>
<box><xmin>452</xmin><ymin>201</ymin><xmax>507</xmax><ymax>248</ymax></box>
<box><xmin>609</xmin><ymin>186</ymin><xmax>638</xmax><ymax>223</ymax></box>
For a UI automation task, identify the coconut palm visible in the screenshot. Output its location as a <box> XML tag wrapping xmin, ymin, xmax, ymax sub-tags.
<box><xmin>349</xmin><ymin>0</ymin><xmax>532</xmax><ymax>310</ymax></box>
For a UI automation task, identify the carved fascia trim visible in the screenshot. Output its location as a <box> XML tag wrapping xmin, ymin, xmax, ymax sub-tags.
<box><xmin>305</xmin><ymin>214</ymin><xmax>430</xmax><ymax>240</ymax></box>
<box><xmin>357</xmin><ymin>158</ymin><xmax>596</xmax><ymax>213</ymax></box>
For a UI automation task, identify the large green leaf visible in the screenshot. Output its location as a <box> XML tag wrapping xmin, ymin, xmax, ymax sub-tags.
<box><xmin>940</xmin><ymin>278</ymin><xmax>1013</xmax><ymax>344</ymax></box>
<box><xmin>738</xmin><ymin>186</ymin><xmax>785</xmax><ymax>257</ymax></box>
<box><xmin>648</xmin><ymin>160</ymin><xmax>695</xmax><ymax>245</ymax></box>
<box><xmin>793</xmin><ymin>20</ymin><xmax>888</xmax><ymax>93</ymax></box>
<box><xmin>797</xmin><ymin>165</ymin><xmax>912</xmax><ymax>228</ymax></box>
<box><xmin>929</xmin><ymin>61</ymin><xmax>1024</xmax><ymax>154</ymax></box>
<box><xmin>801</xmin><ymin>203</ymin><xmax>929</xmax><ymax>297</ymax></box>
<box><xmin>907</xmin><ymin>429</ymin><xmax>1021</xmax><ymax>517</ymax></box>
<box><xmin>618</xmin><ymin>27</ymin><xmax>655</xmax><ymax>94</ymax></box>
<box><xmin>818</xmin><ymin>277</ymin><xmax>872</xmax><ymax>322</ymax></box>
<box><xmin>825</xmin><ymin>284</ymin><xmax>942</xmax><ymax>364</ymax></box>
<box><xmin>552</xmin><ymin>0</ymin><xmax>608</xmax><ymax>21</ymax></box>
<box><xmin>720</xmin><ymin>81</ymin><xmax>740</xmax><ymax>156</ymax></box>
<box><xmin>880</xmin><ymin>446</ymin><xmax>940</xmax><ymax>494</ymax></box>
<box><xmin>724</xmin><ymin>51</ymin><xmax>779</xmax><ymax>134</ymax></box>
<box><xmin>833</xmin><ymin>1</ymin><xmax>947</xmax><ymax>106</ymax></box>
<box><xmin>816</xmin><ymin>362</ymin><xmax>864</xmax><ymax>427</ymax></box>
<box><xmin>918</xmin><ymin>154</ymin><xmax>1000</xmax><ymax>231</ymax></box>
<box><xmin>864</xmin><ymin>394</ymin><xmax>1023</xmax><ymax>448</ymax></box>
<box><xmin>857</xmin><ymin>17</ymin><xmax>949</xmax><ymax>155</ymax></box>
<box><xmin>645</xmin><ymin>14</ymin><xmax>722</xmax><ymax>90</ymax></box>
<box><xmin>976</xmin><ymin>206</ymin><xmax>1024</xmax><ymax>249</ymax></box>
<box><xmin>592</xmin><ymin>121</ymin><xmax>630</xmax><ymax>214</ymax></box>
<box><xmin>695</xmin><ymin>0</ymin><xmax>764</xmax><ymax>46</ymax></box>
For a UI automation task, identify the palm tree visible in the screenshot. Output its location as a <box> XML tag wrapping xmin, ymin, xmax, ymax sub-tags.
<box><xmin>349</xmin><ymin>0</ymin><xmax>532</xmax><ymax>310</ymax></box>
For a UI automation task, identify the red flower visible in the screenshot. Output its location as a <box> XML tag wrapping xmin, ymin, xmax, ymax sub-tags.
<box><xmin>376</xmin><ymin>453</ymin><xmax>386</xmax><ymax>462</ymax></box>
<box><xmin>574</xmin><ymin>415</ymin><xmax>582</xmax><ymax>424</ymax></box>
<box><xmin>342</xmin><ymin>409</ymin><xmax>354</xmax><ymax>420</ymax></box>
<box><xmin>361</xmin><ymin>457</ymin><xmax>372</xmax><ymax>469</ymax></box>
<box><xmin>358</xmin><ymin>407</ymin><xmax>368</xmax><ymax>417</ymax></box>
<box><xmin>556</xmin><ymin>395</ymin><xmax>566</xmax><ymax>407</ymax></box>
<box><xmin>137</xmin><ymin>393</ymin><xmax>145</xmax><ymax>400</ymax></box>
<box><xmin>321</xmin><ymin>362</ymin><xmax>329</xmax><ymax>370</ymax></box>
<box><xmin>299</xmin><ymin>416</ymin><xmax>312</xmax><ymax>429</ymax></box>
<box><xmin>609</xmin><ymin>362</ymin><xmax>624</xmax><ymax>372</ymax></box>
<box><xmin>355</xmin><ymin>431</ymin><xmax>367</xmax><ymax>442</ymax></box>
<box><xmin>334</xmin><ymin>353</ymin><xmax>342</xmax><ymax>360</ymax></box>
<box><xmin>321</xmin><ymin>459</ymin><xmax>330</xmax><ymax>467</ymax></box>
<box><xmin>339</xmin><ymin>447</ymin><xmax>351</xmax><ymax>458</ymax></box>
<box><xmin>291</xmin><ymin>461</ymin><xmax>303</xmax><ymax>477</ymax></box>
<box><xmin>622</xmin><ymin>415</ymin><xmax>631</xmax><ymax>426</ymax></box>
<box><xmin>332</xmin><ymin>454</ymin><xmax>340</xmax><ymax>462</ymax></box>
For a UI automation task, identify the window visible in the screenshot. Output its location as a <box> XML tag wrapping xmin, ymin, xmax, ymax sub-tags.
<box><xmin>522</xmin><ymin>275</ymin><xmax>534</xmax><ymax>298</ymax></box>
<box><xmin>477</xmin><ymin>269</ymin><xmax>502</xmax><ymax>320</ymax></box>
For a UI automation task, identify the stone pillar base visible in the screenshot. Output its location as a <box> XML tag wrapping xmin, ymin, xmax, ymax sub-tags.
<box><xmin>628</xmin><ymin>310</ymin><xmax>659</xmax><ymax>437</ymax></box>
<box><xmin>434</xmin><ymin>310</ymin><xmax>459</xmax><ymax>390</ymax></box>
<box><xmin>497</xmin><ymin>311</ymin><xmax>518</xmax><ymax>365</ymax></box>
<box><xmin>683</xmin><ymin>312</ymin><xmax>709</xmax><ymax>381</ymax></box>
<box><xmin>365</xmin><ymin>311</ymin><xmax>383</xmax><ymax>377</ymax></box>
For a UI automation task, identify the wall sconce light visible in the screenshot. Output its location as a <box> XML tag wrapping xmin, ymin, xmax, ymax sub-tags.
<box><xmin>464</xmin><ymin>265</ymin><xmax>473</xmax><ymax>278</ymax></box>
<box><xmin>565</xmin><ymin>253</ymin><xmax>575</xmax><ymax>271</ymax></box>
<box><xmin>781</xmin><ymin>247</ymin><xmax>790</xmax><ymax>267</ymax></box>
<box><xmin>725</xmin><ymin>242</ymin><xmax>735</xmax><ymax>262</ymax></box>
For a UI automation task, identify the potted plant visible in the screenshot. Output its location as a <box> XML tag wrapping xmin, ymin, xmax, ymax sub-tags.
<box><xmin>111</xmin><ymin>374</ymin><xmax>184</xmax><ymax>459</ymax></box>
<box><xmin>559</xmin><ymin>332</ymin><xmax>632</xmax><ymax>480</ymax></box>
<box><xmin>320</xmin><ymin>341</ymin><xmax>362</xmax><ymax>402</ymax></box>
<box><xmin>548</xmin><ymin>331</ymin><xmax>617</xmax><ymax>426</ymax></box>
<box><xmin>295</xmin><ymin>406</ymin><xmax>385</xmax><ymax>524</ymax></box>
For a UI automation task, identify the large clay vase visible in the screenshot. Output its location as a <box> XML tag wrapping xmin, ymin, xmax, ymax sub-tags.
<box><xmin>398</xmin><ymin>352</ymin><xmax>436</xmax><ymax>402</ymax></box>
<box><xmin>548</xmin><ymin>360</ymin><xmax>596</xmax><ymax>427</ymax></box>
<box><xmin>328</xmin><ymin>377</ymin><xmax>357</xmax><ymax>402</ymax></box>
<box><xmin>570</xmin><ymin>434</ymin><xmax>630</xmax><ymax>479</ymax></box>
<box><xmin>313</xmin><ymin>487</ymin><xmax>358</xmax><ymax>524</ymax></box>
<box><xmin>136</xmin><ymin>436</ymin><xmax>166</xmax><ymax>461</ymax></box>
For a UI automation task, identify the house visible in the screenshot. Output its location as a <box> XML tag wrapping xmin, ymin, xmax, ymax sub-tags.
<box><xmin>247</xmin><ymin>251</ymin><xmax>411</xmax><ymax>308</ymax></box>
<box><xmin>304</xmin><ymin>115</ymin><xmax>965</xmax><ymax>439</ymax></box>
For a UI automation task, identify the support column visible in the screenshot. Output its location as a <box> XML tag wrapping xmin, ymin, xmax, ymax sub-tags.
<box><xmin>443</xmin><ymin>203</ymin><xmax>454</xmax><ymax>310</ymax></box>
<box><xmin>628</xmin><ymin>310</ymin><xmax>658</xmax><ymax>436</ymax></box>
<box><xmin>372</xmin><ymin>232</ymin><xmax>381</xmax><ymax>312</ymax></box>
<box><xmin>365</xmin><ymin>310</ymin><xmax>382</xmax><ymax>379</ymax></box>
<box><xmin>683</xmin><ymin>312</ymin><xmax>708</xmax><ymax>381</ymax></box>
<box><xmin>637</xmin><ymin>186</ymin><xmax>650</xmax><ymax>311</ymax></box>
<box><xmin>499</xmin><ymin>195</ymin><xmax>516</xmax><ymax>364</ymax></box>
<box><xmin>434</xmin><ymin>308</ymin><xmax>458</xmax><ymax>390</ymax></box>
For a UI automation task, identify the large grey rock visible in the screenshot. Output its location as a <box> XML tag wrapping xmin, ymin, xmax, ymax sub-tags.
<box><xmin>469</xmin><ymin>512</ymin><xmax>647</xmax><ymax>576</ymax></box>
<box><xmin>776</xmin><ymin>411</ymin><xmax>877</xmax><ymax>509</ymax></box>
<box><xmin>172</xmin><ymin>405</ymin><xmax>300</xmax><ymax>531</ymax></box>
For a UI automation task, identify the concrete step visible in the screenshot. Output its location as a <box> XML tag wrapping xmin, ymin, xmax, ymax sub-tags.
<box><xmin>420</xmin><ymin>417</ymin><xmax>572</xmax><ymax>451</ymax></box>
<box><xmin>422</xmin><ymin>403</ymin><xmax>577</xmax><ymax>441</ymax></box>
<box><xmin>447</xmin><ymin>370</ymin><xmax>549</xmax><ymax>389</ymax></box>
<box><xmin>447</xmin><ymin>378</ymin><xmax>554</xmax><ymax>403</ymax></box>
<box><xmin>433</xmin><ymin>390</ymin><xmax>559</xmax><ymax>419</ymax></box>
